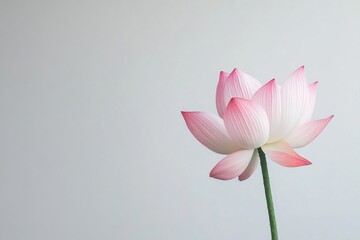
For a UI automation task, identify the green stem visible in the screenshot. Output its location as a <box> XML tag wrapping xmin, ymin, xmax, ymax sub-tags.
<box><xmin>258</xmin><ymin>147</ymin><xmax>279</xmax><ymax>240</ymax></box>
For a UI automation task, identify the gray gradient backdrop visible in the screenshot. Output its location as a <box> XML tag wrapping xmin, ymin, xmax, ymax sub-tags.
<box><xmin>1</xmin><ymin>0</ymin><xmax>359</xmax><ymax>239</ymax></box>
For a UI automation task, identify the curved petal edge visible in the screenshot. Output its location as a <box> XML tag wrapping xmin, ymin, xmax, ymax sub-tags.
<box><xmin>300</xmin><ymin>81</ymin><xmax>318</xmax><ymax>124</ymax></box>
<box><xmin>262</xmin><ymin>142</ymin><xmax>311</xmax><ymax>167</ymax></box>
<box><xmin>285</xmin><ymin>115</ymin><xmax>334</xmax><ymax>148</ymax></box>
<box><xmin>238</xmin><ymin>149</ymin><xmax>259</xmax><ymax>181</ymax></box>
<box><xmin>181</xmin><ymin>111</ymin><xmax>240</xmax><ymax>154</ymax></box>
<box><xmin>252</xmin><ymin>79</ymin><xmax>282</xmax><ymax>142</ymax></box>
<box><xmin>216</xmin><ymin>71</ymin><xmax>230</xmax><ymax>118</ymax></box>
<box><xmin>222</xmin><ymin>69</ymin><xmax>262</xmax><ymax>109</ymax></box>
<box><xmin>210</xmin><ymin>149</ymin><xmax>254</xmax><ymax>180</ymax></box>
<box><xmin>223</xmin><ymin>98</ymin><xmax>270</xmax><ymax>149</ymax></box>
<box><xmin>280</xmin><ymin>66</ymin><xmax>309</xmax><ymax>136</ymax></box>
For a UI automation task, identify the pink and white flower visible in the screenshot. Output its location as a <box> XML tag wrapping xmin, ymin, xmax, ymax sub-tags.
<box><xmin>182</xmin><ymin>66</ymin><xmax>333</xmax><ymax>181</ymax></box>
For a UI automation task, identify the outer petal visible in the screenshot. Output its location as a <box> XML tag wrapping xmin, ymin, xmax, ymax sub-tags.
<box><xmin>280</xmin><ymin>66</ymin><xmax>309</xmax><ymax>136</ymax></box>
<box><xmin>181</xmin><ymin>111</ymin><xmax>240</xmax><ymax>154</ymax></box>
<box><xmin>262</xmin><ymin>142</ymin><xmax>312</xmax><ymax>167</ymax></box>
<box><xmin>238</xmin><ymin>149</ymin><xmax>259</xmax><ymax>181</ymax></box>
<box><xmin>285</xmin><ymin>115</ymin><xmax>334</xmax><ymax>148</ymax></box>
<box><xmin>210</xmin><ymin>149</ymin><xmax>254</xmax><ymax>180</ymax></box>
<box><xmin>252</xmin><ymin>79</ymin><xmax>282</xmax><ymax>142</ymax></box>
<box><xmin>222</xmin><ymin>69</ymin><xmax>262</xmax><ymax>114</ymax></box>
<box><xmin>300</xmin><ymin>81</ymin><xmax>318</xmax><ymax>124</ymax></box>
<box><xmin>223</xmin><ymin>98</ymin><xmax>270</xmax><ymax>149</ymax></box>
<box><xmin>216</xmin><ymin>71</ymin><xmax>230</xmax><ymax>118</ymax></box>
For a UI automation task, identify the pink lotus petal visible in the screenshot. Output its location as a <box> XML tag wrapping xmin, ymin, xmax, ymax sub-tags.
<box><xmin>216</xmin><ymin>71</ymin><xmax>230</xmax><ymax>118</ymax></box>
<box><xmin>223</xmin><ymin>98</ymin><xmax>270</xmax><ymax>149</ymax></box>
<box><xmin>280</xmin><ymin>66</ymin><xmax>309</xmax><ymax>136</ymax></box>
<box><xmin>181</xmin><ymin>111</ymin><xmax>240</xmax><ymax>154</ymax></box>
<box><xmin>222</xmin><ymin>69</ymin><xmax>262</xmax><ymax>113</ymax></box>
<box><xmin>300</xmin><ymin>81</ymin><xmax>318</xmax><ymax>124</ymax></box>
<box><xmin>238</xmin><ymin>149</ymin><xmax>259</xmax><ymax>181</ymax></box>
<box><xmin>210</xmin><ymin>149</ymin><xmax>254</xmax><ymax>180</ymax></box>
<box><xmin>252</xmin><ymin>79</ymin><xmax>282</xmax><ymax>142</ymax></box>
<box><xmin>285</xmin><ymin>115</ymin><xmax>334</xmax><ymax>148</ymax></box>
<box><xmin>262</xmin><ymin>142</ymin><xmax>312</xmax><ymax>167</ymax></box>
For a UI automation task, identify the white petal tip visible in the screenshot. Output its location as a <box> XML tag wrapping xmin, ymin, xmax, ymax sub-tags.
<box><xmin>209</xmin><ymin>150</ymin><xmax>254</xmax><ymax>180</ymax></box>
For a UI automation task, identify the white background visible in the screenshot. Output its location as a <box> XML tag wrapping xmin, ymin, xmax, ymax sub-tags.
<box><xmin>1</xmin><ymin>0</ymin><xmax>359</xmax><ymax>239</ymax></box>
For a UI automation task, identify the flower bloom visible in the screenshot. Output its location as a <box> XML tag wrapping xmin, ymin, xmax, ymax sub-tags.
<box><xmin>182</xmin><ymin>66</ymin><xmax>333</xmax><ymax>180</ymax></box>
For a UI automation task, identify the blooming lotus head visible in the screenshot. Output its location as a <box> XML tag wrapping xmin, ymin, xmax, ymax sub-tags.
<box><xmin>182</xmin><ymin>66</ymin><xmax>333</xmax><ymax>180</ymax></box>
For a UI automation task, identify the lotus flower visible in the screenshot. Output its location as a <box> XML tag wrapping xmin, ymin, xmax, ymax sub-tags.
<box><xmin>182</xmin><ymin>66</ymin><xmax>333</xmax><ymax>181</ymax></box>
